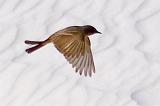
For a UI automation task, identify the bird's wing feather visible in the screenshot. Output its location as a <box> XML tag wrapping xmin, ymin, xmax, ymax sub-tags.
<box><xmin>53</xmin><ymin>35</ymin><xmax>95</xmax><ymax>77</ymax></box>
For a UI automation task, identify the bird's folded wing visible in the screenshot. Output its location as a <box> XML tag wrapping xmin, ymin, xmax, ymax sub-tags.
<box><xmin>53</xmin><ymin>35</ymin><xmax>95</xmax><ymax>77</ymax></box>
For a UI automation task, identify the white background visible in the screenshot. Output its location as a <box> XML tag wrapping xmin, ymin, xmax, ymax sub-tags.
<box><xmin>0</xmin><ymin>0</ymin><xmax>160</xmax><ymax>106</ymax></box>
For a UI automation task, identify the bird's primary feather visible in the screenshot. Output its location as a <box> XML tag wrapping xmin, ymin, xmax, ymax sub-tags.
<box><xmin>52</xmin><ymin>34</ymin><xmax>95</xmax><ymax>77</ymax></box>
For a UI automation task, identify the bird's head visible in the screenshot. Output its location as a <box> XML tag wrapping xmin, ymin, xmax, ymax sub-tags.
<box><xmin>83</xmin><ymin>25</ymin><xmax>101</xmax><ymax>36</ymax></box>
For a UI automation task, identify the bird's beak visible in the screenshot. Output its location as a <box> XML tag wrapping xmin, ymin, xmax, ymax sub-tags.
<box><xmin>97</xmin><ymin>31</ymin><xmax>102</xmax><ymax>34</ymax></box>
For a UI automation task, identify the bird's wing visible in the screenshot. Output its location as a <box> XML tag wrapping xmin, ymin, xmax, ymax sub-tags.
<box><xmin>53</xmin><ymin>35</ymin><xmax>95</xmax><ymax>77</ymax></box>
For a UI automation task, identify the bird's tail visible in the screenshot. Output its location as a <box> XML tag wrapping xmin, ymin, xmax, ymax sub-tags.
<box><xmin>25</xmin><ymin>39</ymin><xmax>50</xmax><ymax>54</ymax></box>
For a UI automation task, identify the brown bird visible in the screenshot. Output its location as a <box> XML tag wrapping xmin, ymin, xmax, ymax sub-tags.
<box><xmin>25</xmin><ymin>25</ymin><xmax>101</xmax><ymax>77</ymax></box>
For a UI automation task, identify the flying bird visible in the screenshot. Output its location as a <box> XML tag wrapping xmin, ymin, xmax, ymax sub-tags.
<box><xmin>25</xmin><ymin>25</ymin><xmax>101</xmax><ymax>77</ymax></box>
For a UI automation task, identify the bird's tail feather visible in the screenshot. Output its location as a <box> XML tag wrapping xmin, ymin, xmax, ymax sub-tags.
<box><xmin>25</xmin><ymin>39</ymin><xmax>49</xmax><ymax>54</ymax></box>
<box><xmin>25</xmin><ymin>40</ymin><xmax>42</xmax><ymax>45</ymax></box>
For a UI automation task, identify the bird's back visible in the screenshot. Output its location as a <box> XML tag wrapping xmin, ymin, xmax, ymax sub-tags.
<box><xmin>49</xmin><ymin>26</ymin><xmax>85</xmax><ymax>43</ymax></box>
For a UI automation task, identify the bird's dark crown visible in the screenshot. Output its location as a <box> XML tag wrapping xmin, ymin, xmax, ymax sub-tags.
<box><xmin>83</xmin><ymin>25</ymin><xmax>101</xmax><ymax>35</ymax></box>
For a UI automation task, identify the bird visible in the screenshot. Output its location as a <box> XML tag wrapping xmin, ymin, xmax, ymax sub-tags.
<box><xmin>24</xmin><ymin>25</ymin><xmax>101</xmax><ymax>77</ymax></box>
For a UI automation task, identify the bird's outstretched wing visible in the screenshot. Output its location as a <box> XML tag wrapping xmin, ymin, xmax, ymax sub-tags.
<box><xmin>53</xmin><ymin>35</ymin><xmax>95</xmax><ymax>77</ymax></box>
